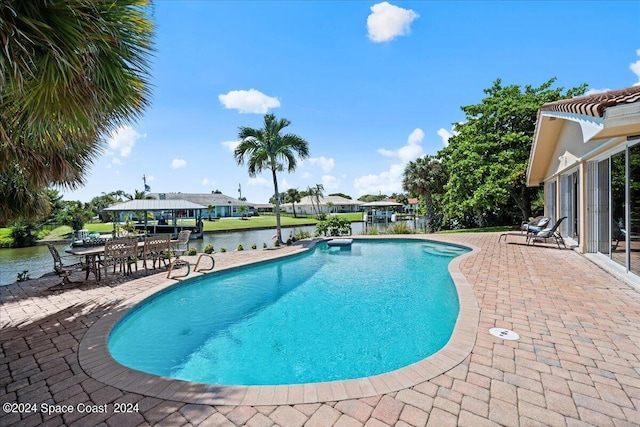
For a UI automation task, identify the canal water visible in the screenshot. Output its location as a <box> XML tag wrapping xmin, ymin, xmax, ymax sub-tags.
<box><xmin>0</xmin><ymin>221</ymin><xmax>421</xmax><ymax>286</ymax></box>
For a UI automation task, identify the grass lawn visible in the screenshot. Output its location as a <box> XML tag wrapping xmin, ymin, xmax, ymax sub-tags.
<box><xmin>1</xmin><ymin>213</ymin><xmax>508</xmax><ymax>247</ymax></box>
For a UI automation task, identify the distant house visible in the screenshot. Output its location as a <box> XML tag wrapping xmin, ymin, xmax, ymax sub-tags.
<box><xmin>526</xmin><ymin>86</ymin><xmax>639</xmax><ymax>282</ymax></box>
<box><xmin>148</xmin><ymin>192</ymin><xmax>262</xmax><ymax>218</ymax></box>
<box><xmin>281</xmin><ymin>195</ymin><xmax>364</xmax><ymax>215</ymax></box>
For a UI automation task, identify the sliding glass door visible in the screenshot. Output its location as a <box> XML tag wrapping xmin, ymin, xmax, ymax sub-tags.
<box><xmin>630</xmin><ymin>143</ymin><xmax>639</xmax><ymax>276</ymax></box>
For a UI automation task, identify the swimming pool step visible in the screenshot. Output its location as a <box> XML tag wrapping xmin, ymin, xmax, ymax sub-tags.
<box><xmin>421</xmin><ymin>244</ymin><xmax>466</xmax><ymax>257</ymax></box>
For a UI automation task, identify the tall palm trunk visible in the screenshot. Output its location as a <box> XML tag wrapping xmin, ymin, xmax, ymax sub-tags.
<box><xmin>271</xmin><ymin>168</ymin><xmax>282</xmax><ymax>243</ymax></box>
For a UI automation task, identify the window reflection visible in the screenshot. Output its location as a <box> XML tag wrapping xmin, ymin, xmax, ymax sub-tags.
<box><xmin>630</xmin><ymin>143</ymin><xmax>639</xmax><ymax>276</ymax></box>
<box><xmin>611</xmin><ymin>151</ymin><xmax>626</xmax><ymax>267</ymax></box>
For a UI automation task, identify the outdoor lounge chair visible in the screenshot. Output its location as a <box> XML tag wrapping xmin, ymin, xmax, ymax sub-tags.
<box><xmin>528</xmin><ymin>216</ymin><xmax>567</xmax><ymax>249</ymax></box>
<box><xmin>521</xmin><ymin>216</ymin><xmax>550</xmax><ymax>234</ymax></box>
<box><xmin>499</xmin><ymin>216</ymin><xmax>550</xmax><ymax>243</ymax></box>
<box><xmin>46</xmin><ymin>243</ymin><xmax>86</xmax><ymax>287</ymax></box>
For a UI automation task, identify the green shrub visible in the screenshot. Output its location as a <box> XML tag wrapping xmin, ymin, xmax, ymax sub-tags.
<box><xmin>263</xmin><ymin>242</ymin><xmax>267</xmax><ymax>249</ymax></box>
<box><xmin>17</xmin><ymin>270</ymin><xmax>30</xmax><ymax>282</ymax></box>
<box><xmin>251</xmin><ymin>243</ymin><xmax>257</xmax><ymax>249</ymax></box>
<box><xmin>294</xmin><ymin>230</ymin><xmax>311</xmax><ymax>240</ymax></box>
<box><xmin>315</xmin><ymin>216</ymin><xmax>352</xmax><ymax>237</ymax></box>
<box><xmin>220</xmin><ymin>247</ymin><xmax>227</xmax><ymax>252</ymax></box>
<box><xmin>187</xmin><ymin>247</ymin><xmax>197</xmax><ymax>256</ymax></box>
<box><xmin>362</xmin><ymin>227</ymin><xmax>379</xmax><ymax>235</ymax></box>
<box><xmin>203</xmin><ymin>244</ymin><xmax>214</xmax><ymax>254</ymax></box>
<box><xmin>386</xmin><ymin>222</ymin><xmax>415</xmax><ymax>234</ymax></box>
<box><xmin>274</xmin><ymin>239</ymin><xmax>280</xmax><ymax>247</ymax></box>
<box><xmin>237</xmin><ymin>244</ymin><xmax>244</xmax><ymax>251</ymax></box>
<box><xmin>10</xmin><ymin>223</ymin><xmax>37</xmax><ymax>247</ymax></box>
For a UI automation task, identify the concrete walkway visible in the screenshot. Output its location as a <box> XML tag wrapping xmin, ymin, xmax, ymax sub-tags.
<box><xmin>1</xmin><ymin>233</ymin><xmax>639</xmax><ymax>426</ymax></box>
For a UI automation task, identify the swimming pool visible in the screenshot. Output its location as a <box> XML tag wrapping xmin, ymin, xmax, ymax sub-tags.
<box><xmin>108</xmin><ymin>239</ymin><xmax>469</xmax><ymax>386</ymax></box>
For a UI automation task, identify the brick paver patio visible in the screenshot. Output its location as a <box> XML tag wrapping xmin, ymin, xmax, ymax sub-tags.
<box><xmin>1</xmin><ymin>233</ymin><xmax>639</xmax><ymax>426</ymax></box>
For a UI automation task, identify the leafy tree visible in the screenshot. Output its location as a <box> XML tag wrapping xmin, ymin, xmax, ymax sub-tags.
<box><xmin>438</xmin><ymin>78</ymin><xmax>586</xmax><ymax>227</ymax></box>
<box><xmin>285</xmin><ymin>188</ymin><xmax>302</xmax><ymax>217</ymax></box>
<box><xmin>57</xmin><ymin>201</ymin><xmax>91</xmax><ymax>232</ymax></box>
<box><xmin>234</xmin><ymin>113</ymin><xmax>310</xmax><ymax>243</ymax></box>
<box><xmin>358</xmin><ymin>194</ymin><xmax>388</xmax><ymax>202</ymax></box>
<box><xmin>206</xmin><ymin>204</ymin><xmax>215</xmax><ymax>221</ymax></box>
<box><xmin>403</xmin><ymin>155</ymin><xmax>447</xmax><ymax>231</ymax></box>
<box><xmin>0</xmin><ymin>0</ymin><xmax>154</xmax><ymax>224</ymax></box>
<box><xmin>328</xmin><ymin>192</ymin><xmax>352</xmax><ymax>199</ymax></box>
<box><xmin>237</xmin><ymin>205</ymin><xmax>249</xmax><ymax>218</ymax></box>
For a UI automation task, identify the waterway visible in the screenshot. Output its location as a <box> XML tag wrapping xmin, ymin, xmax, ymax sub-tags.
<box><xmin>0</xmin><ymin>221</ymin><xmax>422</xmax><ymax>286</ymax></box>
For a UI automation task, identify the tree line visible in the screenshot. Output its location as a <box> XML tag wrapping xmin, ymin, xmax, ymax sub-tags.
<box><xmin>402</xmin><ymin>78</ymin><xmax>587</xmax><ymax>231</ymax></box>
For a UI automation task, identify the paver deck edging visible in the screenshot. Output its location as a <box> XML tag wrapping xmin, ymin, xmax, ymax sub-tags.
<box><xmin>78</xmin><ymin>235</ymin><xmax>480</xmax><ymax>405</ymax></box>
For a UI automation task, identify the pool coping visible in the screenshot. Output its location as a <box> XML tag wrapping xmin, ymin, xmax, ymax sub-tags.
<box><xmin>78</xmin><ymin>235</ymin><xmax>480</xmax><ymax>405</ymax></box>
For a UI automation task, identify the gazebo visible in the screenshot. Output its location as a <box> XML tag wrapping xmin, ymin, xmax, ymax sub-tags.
<box><xmin>102</xmin><ymin>199</ymin><xmax>207</xmax><ymax>239</ymax></box>
<box><xmin>360</xmin><ymin>200</ymin><xmax>403</xmax><ymax>225</ymax></box>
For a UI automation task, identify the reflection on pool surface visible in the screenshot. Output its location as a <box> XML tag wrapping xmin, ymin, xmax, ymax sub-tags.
<box><xmin>108</xmin><ymin>239</ymin><xmax>469</xmax><ymax>385</ymax></box>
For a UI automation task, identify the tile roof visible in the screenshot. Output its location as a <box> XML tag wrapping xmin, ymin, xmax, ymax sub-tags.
<box><xmin>539</xmin><ymin>86</ymin><xmax>640</xmax><ymax>118</ymax></box>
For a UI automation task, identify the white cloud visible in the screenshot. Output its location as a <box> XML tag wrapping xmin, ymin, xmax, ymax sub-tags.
<box><xmin>631</xmin><ymin>48</ymin><xmax>640</xmax><ymax>86</ymax></box>
<box><xmin>585</xmin><ymin>88</ymin><xmax>611</xmax><ymax>96</ymax></box>
<box><xmin>218</xmin><ymin>89</ymin><xmax>281</xmax><ymax>114</ymax></box>
<box><xmin>111</xmin><ymin>158</ymin><xmax>122</xmax><ymax>166</ymax></box>
<box><xmin>437</xmin><ymin>128</ymin><xmax>456</xmax><ymax>146</ymax></box>
<box><xmin>355</xmin><ymin>128</ymin><xmax>424</xmax><ymax>196</ymax></box>
<box><xmin>307</xmin><ymin>156</ymin><xmax>335</xmax><ymax>172</ymax></box>
<box><xmin>201</xmin><ymin>178</ymin><xmax>217</xmax><ymax>186</ymax></box>
<box><xmin>321</xmin><ymin>175</ymin><xmax>339</xmax><ymax>190</ymax></box>
<box><xmin>377</xmin><ymin>128</ymin><xmax>424</xmax><ymax>163</ymax></box>
<box><xmin>367</xmin><ymin>2</ymin><xmax>419</xmax><ymax>43</ymax></box>
<box><xmin>407</xmin><ymin>128</ymin><xmax>424</xmax><ymax>144</ymax></box>
<box><xmin>221</xmin><ymin>140</ymin><xmax>240</xmax><ymax>152</ymax></box>
<box><xmin>146</xmin><ymin>175</ymin><xmax>155</xmax><ymax>182</ymax></box>
<box><xmin>247</xmin><ymin>176</ymin><xmax>270</xmax><ymax>187</ymax></box>
<box><xmin>281</xmin><ymin>178</ymin><xmax>292</xmax><ymax>190</ymax></box>
<box><xmin>354</xmin><ymin>164</ymin><xmax>405</xmax><ymax>196</ymax></box>
<box><xmin>171</xmin><ymin>158</ymin><xmax>187</xmax><ymax>169</ymax></box>
<box><xmin>377</xmin><ymin>148</ymin><xmax>395</xmax><ymax>157</ymax></box>
<box><xmin>301</xmin><ymin>172</ymin><xmax>312</xmax><ymax>179</ymax></box>
<box><xmin>107</xmin><ymin>125</ymin><xmax>145</xmax><ymax>157</ymax></box>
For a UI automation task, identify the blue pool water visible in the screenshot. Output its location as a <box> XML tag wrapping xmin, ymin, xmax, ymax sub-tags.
<box><xmin>108</xmin><ymin>239</ymin><xmax>468</xmax><ymax>385</ymax></box>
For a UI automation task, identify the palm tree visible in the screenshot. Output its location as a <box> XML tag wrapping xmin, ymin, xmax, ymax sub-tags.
<box><xmin>402</xmin><ymin>155</ymin><xmax>447</xmax><ymax>230</ymax></box>
<box><xmin>285</xmin><ymin>188</ymin><xmax>302</xmax><ymax>218</ymax></box>
<box><xmin>207</xmin><ymin>204</ymin><xmax>215</xmax><ymax>221</ymax></box>
<box><xmin>127</xmin><ymin>189</ymin><xmax>152</xmax><ymax>223</ymax></box>
<box><xmin>0</xmin><ymin>0</ymin><xmax>154</xmax><ymax>224</ymax></box>
<box><xmin>234</xmin><ymin>114</ymin><xmax>310</xmax><ymax>243</ymax></box>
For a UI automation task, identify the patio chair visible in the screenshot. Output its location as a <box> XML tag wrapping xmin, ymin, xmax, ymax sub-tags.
<box><xmin>46</xmin><ymin>243</ymin><xmax>86</xmax><ymax>287</ymax></box>
<box><xmin>167</xmin><ymin>230</ymin><xmax>192</xmax><ymax>279</ymax></box>
<box><xmin>528</xmin><ymin>216</ymin><xmax>567</xmax><ymax>249</ymax></box>
<box><xmin>612</xmin><ymin>220</ymin><xmax>626</xmax><ymax>251</ymax></box>
<box><xmin>142</xmin><ymin>234</ymin><xmax>171</xmax><ymax>271</ymax></box>
<box><xmin>99</xmin><ymin>238</ymin><xmax>138</xmax><ymax>278</ymax></box>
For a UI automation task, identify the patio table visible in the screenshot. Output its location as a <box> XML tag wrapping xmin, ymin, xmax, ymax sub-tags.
<box><xmin>66</xmin><ymin>240</ymin><xmax>161</xmax><ymax>282</ymax></box>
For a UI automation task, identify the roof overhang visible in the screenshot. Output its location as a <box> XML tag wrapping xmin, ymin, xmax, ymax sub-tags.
<box><xmin>589</xmin><ymin>102</ymin><xmax>640</xmax><ymax>141</ymax></box>
<box><xmin>103</xmin><ymin>199</ymin><xmax>207</xmax><ymax>212</ymax></box>
<box><xmin>526</xmin><ymin>112</ymin><xmax>603</xmax><ymax>186</ymax></box>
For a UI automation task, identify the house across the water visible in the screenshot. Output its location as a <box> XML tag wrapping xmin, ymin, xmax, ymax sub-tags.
<box><xmin>148</xmin><ymin>192</ymin><xmax>270</xmax><ymax>219</ymax></box>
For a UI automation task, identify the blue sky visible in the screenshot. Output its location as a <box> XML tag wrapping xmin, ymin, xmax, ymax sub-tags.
<box><xmin>63</xmin><ymin>1</ymin><xmax>640</xmax><ymax>204</ymax></box>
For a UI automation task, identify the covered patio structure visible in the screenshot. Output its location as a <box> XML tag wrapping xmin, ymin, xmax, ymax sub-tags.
<box><xmin>103</xmin><ymin>199</ymin><xmax>207</xmax><ymax>239</ymax></box>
